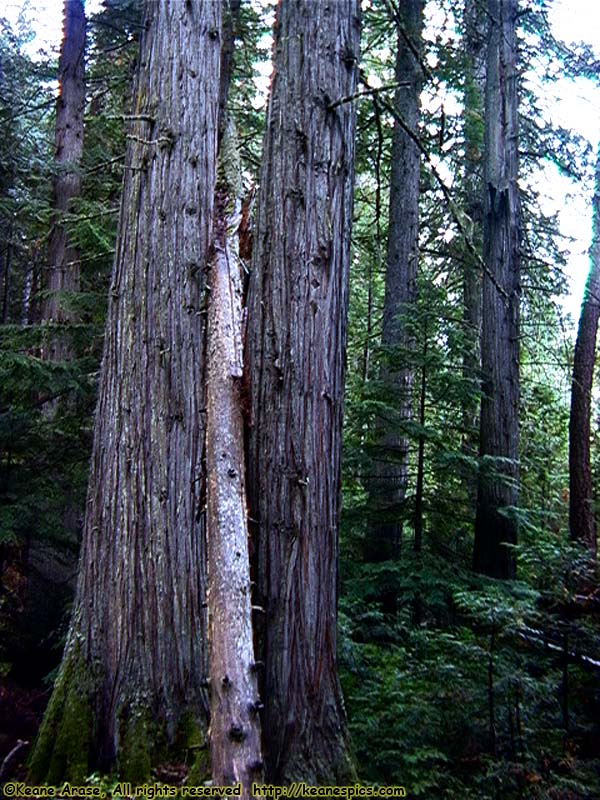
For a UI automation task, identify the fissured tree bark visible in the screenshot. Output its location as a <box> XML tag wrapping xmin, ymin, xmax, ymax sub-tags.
<box><xmin>474</xmin><ymin>0</ymin><xmax>521</xmax><ymax>579</ymax></box>
<box><xmin>367</xmin><ymin>0</ymin><xmax>424</xmax><ymax>560</ymax></box>
<box><xmin>29</xmin><ymin>0</ymin><xmax>222</xmax><ymax>781</ymax></box>
<box><xmin>569</xmin><ymin>146</ymin><xmax>600</xmax><ymax>558</ymax></box>
<box><xmin>42</xmin><ymin>0</ymin><xmax>86</xmax><ymax>363</ymax></box>
<box><xmin>461</xmin><ymin>0</ymin><xmax>486</xmax><ymax>481</ymax></box>
<box><xmin>245</xmin><ymin>0</ymin><xmax>360</xmax><ymax>784</ymax></box>
<box><xmin>206</xmin><ymin>120</ymin><xmax>263</xmax><ymax>794</ymax></box>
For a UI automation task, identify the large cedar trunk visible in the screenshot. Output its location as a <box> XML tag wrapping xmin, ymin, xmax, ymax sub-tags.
<box><xmin>29</xmin><ymin>0</ymin><xmax>222</xmax><ymax>781</ymax></box>
<box><xmin>366</xmin><ymin>0</ymin><xmax>424</xmax><ymax>560</ymax></box>
<box><xmin>474</xmin><ymin>0</ymin><xmax>521</xmax><ymax>579</ymax></box>
<box><xmin>244</xmin><ymin>0</ymin><xmax>360</xmax><ymax>783</ymax></box>
<box><xmin>42</xmin><ymin>0</ymin><xmax>86</xmax><ymax>362</ymax></box>
<box><xmin>569</xmin><ymin>147</ymin><xmax>600</xmax><ymax>557</ymax></box>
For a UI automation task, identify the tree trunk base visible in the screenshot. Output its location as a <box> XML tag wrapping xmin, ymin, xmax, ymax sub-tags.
<box><xmin>28</xmin><ymin>646</ymin><xmax>95</xmax><ymax>784</ymax></box>
<box><xmin>28</xmin><ymin>645</ymin><xmax>210</xmax><ymax>785</ymax></box>
<box><xmin>269</xmin><ymin>715</ymin><xmax>357</xmax><ymax>787</ymax></box>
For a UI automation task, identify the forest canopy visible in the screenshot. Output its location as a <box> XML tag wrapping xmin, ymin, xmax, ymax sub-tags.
<box><xmin>0</xmin><ymin>0</ymin><xmax>599</xmax><ymax>798</ymax></box>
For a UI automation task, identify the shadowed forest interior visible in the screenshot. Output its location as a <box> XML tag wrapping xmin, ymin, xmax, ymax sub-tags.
<box><xmin>0</xmin><ymin>0</ymin><xmax>599</xmax><ymax>797</ymax></box>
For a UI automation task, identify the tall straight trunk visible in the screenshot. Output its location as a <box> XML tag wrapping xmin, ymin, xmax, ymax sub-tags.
<box><xmin>206</xmin><ymin>121</ymin><xmax>263</xmax><ymax>793</ymax></box>
<box><xmin>367</xmin><ymin>0</ymin><xmax>424</xmax><ymax>560</ymax></box>
<box><xmin>1</xmin><ymin>224</ymin><xmax>12</xmax><ymax>324</ymax></box>
<box><xmin>569</xmin><ymin>146</ymin><xmax>600</xmax><ymax>557</ymax></box>
<box><xmin>42</xmin><ymin>0</ymin><xmax>86</xmax><ymax>362</ymax></box>
<box><xmin>461</xmin><ymin>0</ymin><xmax>486</xmax><ymax>473</ymax></box>
<box><xmin>414</xmin><ymin>334</ymin><xmax>427</xmax><ymax>554</ymax></box>
<box><xmin>1</xmin><ymin>44</ymin><xmax>18</xmax><ymax>325</ymax></box>
<box><xmin>22</xmin><ymin>244</ymin><xmax>42</xmax><ymax>326</ymax></box>
<box><xmin>29</xmin><ymin>0</ymin><xmax>222</xmax><ymax>782</ymax></box>
<box><xmin>245</xmin><ymin>0</ymin><xmax>360</xmax><ymax>783</ymax></box>
<box><xmin>474</xmin><ymin>0</ymin><xmax>521</xmax><ymax>579</ymax></box>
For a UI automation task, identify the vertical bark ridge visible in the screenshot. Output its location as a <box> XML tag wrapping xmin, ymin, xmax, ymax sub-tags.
<box><xmin>245</xmin><ymin>0</ymin><xmax>360</xmax><ymax>784</ymax></box>
<box><xmin>569</xmin><ymin>145</ymin><xmax>600</xmax><ymax>557</ymax></box>
<box><xmin>474</xmin><ymin>0</ymin><xmax>521</xmax><ymax>579</ymax></box>
<box><xmin>367</xmin><ymin>0</ymin><xmax>424</xmax><ymax>560</ymax></box>
<box><xmin>461</xmin><ymin>0</ymin><xmax>486</xmax><ymax>483</ymax></box>
<box><xmin>42</xmin><ymin>0</ymin><xmax>86</xmax><ymax>364</ymax></box>
<box><xmin>30</xmin><ymin>0</ymin><xmax>222</xmax><ymax>780</ymax></box>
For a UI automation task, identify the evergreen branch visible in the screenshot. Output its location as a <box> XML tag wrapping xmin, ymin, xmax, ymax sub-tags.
<box><xmin>45</xmin><ymin>250</ymin><xmax>115</xmax><ymax>270</ymax></box>
<box><xmin>106</xmin><ymin>113</ymin><xmax>156</xmax><ymax>123</ymax></box>
<box><xmin>327</xmin><ymin>80</ymin><xmax>411</xmax><ymax>111</ymax></box>
<box><xmin>0</xmin><ymin>96</ymin><xmax>55</xmax><ymax>122</ymax></box>
<box><xmin>85</xmin><ymin>154</ymin><xmax>126</xmax><ymax>175</ymax></box>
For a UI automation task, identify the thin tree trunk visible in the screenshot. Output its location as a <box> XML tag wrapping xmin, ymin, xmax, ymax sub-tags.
<box><xmin>569</xmin><ymin>146</ymin><xmax>600</xmax><ymax>557</ymax></box>
<box><xmin>562</xmin><ymin>629</ymin><xmax>570</xmax><ymax>732</ymax></box>
<box><xmin>244</xmin><ymin>0</ymin><xmax>360</xmax><ymax>783</ymax></box>
<box><xmin>414</xmin><ymin>335</ymin><xmax>427</xmax><ymax>553</ymax></box>
<box><xmin>474</xmin><ymin>0</ymin><xmax>521</xmax><ymax>580</ymax></box>
<box><xmin>461</xmin><ymin>0</ymin><xmax>486</xmax><ymax>482</ymax></box>
<box><xmin>1</xmin><ymin>224</ymin><xmax>12</xmax><ymax>324</ymax></box>
<box><xmin>22</xmin><ymin>246</ymin><xmax>41</xmax><ymax>326</ymax></box>
<box><xmin>488</xmin><ymin>623</ymin><xmax>497</xmax><ymax>756</ymax></box>
<box><xmin>42</xmin><ymin>0</ymin><xmax>86</xmax><ymax>363</ymax></box>
<box><xmin>362</xmin><ymin>100</ymin><xmax>384</xmax><ymax>385</ymax></box>
<box><xmin>206</xmin><ymin>121</ymin><xmax>263</xmax><ymax>794</ymax></box>
<box><xmin>0</xmin><ymin>47</ymin><xmax>17</xmax><ymax>326</ymax></box>
<box><xmin>367</xmin><ymin>0</ymin><xmax>424</xmax><ymax>560</ymax></box>
<box><xmin>29</xmin><ymin>0</ymin><xmax>222</xmax><ymax>782</ymax></box>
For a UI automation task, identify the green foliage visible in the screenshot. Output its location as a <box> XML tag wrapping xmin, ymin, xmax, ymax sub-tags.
<box><xmin>28</xmin><ymin>645</ymin><xmax>96</xmax><ymax>784</ymax></box>
<box><xmin>0</xmin><ymin>0</ymin><xmax>599</xmax><ymax>796</ymax></box>
<box><xmin>0</xmin><ymin>1</ymin><xmax>137</xmax><ymax>688</ymax></box>
<box><xmin>339</xmin><ymin>549</ymin><xmax>600</xmax><ymax>799</ymax></box>
<box><xmin>341</xmin><ymin>6</ymin><xmax>600</xmax><ymax>786</ymax></box>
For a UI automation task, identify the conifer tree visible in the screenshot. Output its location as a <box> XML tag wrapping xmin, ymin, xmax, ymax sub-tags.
<box><xmin>474</xmin><ymin>0</ymin><xmax>521</xmax><ymax>579</ymax></box>
<box><xmin>367</xmin><ymin>0</ymin><xmax>425</xmax><ymax>559</ymax></box>
<box><xmin>41</xmin><ymin>0</ymin><xmax>86</xmax><ymax>365</ymax></box>
<box><xmin>569</xmin><ymin>145</ymin><xmax>600</xmax><ymax>558</ymax></box>
<box><xmin>29</xmin><ymin>1</ymin><xmax>222</xmax><ymax>779</ymax></box>
<box><xmin>461</xmin><ymin>0</ymin><xmax>486</xmax><ymax>474</ymax></box>
<box><xmin>245</xmin><ymin>0</ymin><xmax>360</xmax><ymax>782</ymax></box>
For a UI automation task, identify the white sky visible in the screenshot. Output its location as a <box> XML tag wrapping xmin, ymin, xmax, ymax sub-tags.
<box><xmin>542</xmin><ymin>0</ymin><xmax>600</xmax><ymax>323</ymax></box>
<box><xmin>2</xmin><ymin>0</ymin><xmax>600</xmax><ymax>324</ymax></box>
<box><xmin>3</xmin><ymin>0</ymin><xmax>103</xmax><ymax>57</ymax></box>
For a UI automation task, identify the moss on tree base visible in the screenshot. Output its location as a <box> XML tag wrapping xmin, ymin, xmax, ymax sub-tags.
<box><xmin>28</xmin><ymin>645</ymin><xmax>210</xmax><ymax>787</ymax></box>
<box><xmin>28</xmin><ymin>646</ymin><xmax>95</xmax><ymax>784</ymax></box>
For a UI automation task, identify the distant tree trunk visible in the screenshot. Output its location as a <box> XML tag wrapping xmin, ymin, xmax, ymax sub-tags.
<box><xmin>461</xmin><ymin>0</ymin><xmax>486</xmax><ymax>479</ymax></box>
<box><xmin>1</xmin><ymin>223</ymin><xmax>12</xmax><ymax>324</ymax></box>
<box><xmin>29</xmin><ymin>0</ymin><xmax>222</xmax><ymax>782</ymax></box>
<box><xmin>0</xmin><ymin>48</ymin><xmax>17</xmax><ymax>325</ymax></box>
<box><xmin>366</xmin><ymin>0</ymin><xmax>424</xmax><ymax>561</ymax></box>
<box><xmin>362</xmin><ymin>100</ymin><xmax>384</xmax><ymax>385</ymax></box>
<box><xmin>474</xmin><ymin>0</ymin><xmax>521</xmax><ymax>579</ymax></box>
<box><xmin>569</xmin><ymin>146</ymin><xmax>600</xmax><ymax>558</ymax></box>
<box><xmin>206</xmin><ymin>121</ymin><xmax>263</xmax><ymax>794</ymax></box>
<box><xmin>42</xmin><ymin>0</ymin><xmax>86</xmax><ymax>362</ymax></box>
<box><xmin>414</xmin><ymin>332</ymin><xmax>427</xmax><ymax>554</ymax></box>
<box><xmin>21</xmin><ymin>268</ymin><xmax>33</xmax><ymax>326</ymax></box>
<box><xmin>244</xmin><ymin>0</ymin><xmax>360</xmax><ymax>784</ymax></box>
